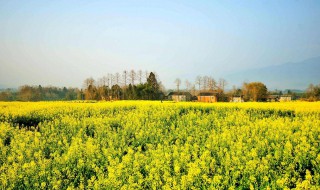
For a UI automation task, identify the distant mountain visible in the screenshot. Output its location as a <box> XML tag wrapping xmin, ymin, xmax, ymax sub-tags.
<box><xmin>0</xmin><ymin>85</ymin><xmax>7</xmax><ymax>91</ymax></box>
<box><xmin>226</xmin><ymin>56</ymin><xmax>320</xmax><ymax>90</ymax></box>
<box><xmin>0</xmin><ymin>84</ymin><xmax>18</xmax><ymax>91</ymax></box>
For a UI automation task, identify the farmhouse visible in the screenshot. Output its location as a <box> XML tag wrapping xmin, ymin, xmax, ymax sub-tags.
<box><xmin>197</xmin><ymin>92</ymin><xmax>217</xmax><ymax>103</ymax></box>
<box><xmin>267</xmin><ymin>95</ymin><xmax>279</xmax><ymax>102</ymax></box>
<box><xmin>230</xmin><ymin>96</ymin><xmax>244</xmax><ymax>102</ymax></box>
<box><xmin>168</xmin><ymin>92</ymin><xmax>192</xmax><ymax>102</ymax></box>
<box><xmin>279</xmin><ymin>95</ymin><xmax>292</xmax><ymax>102</ymax></box>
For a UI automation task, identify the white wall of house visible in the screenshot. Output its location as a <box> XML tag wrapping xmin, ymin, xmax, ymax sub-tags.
<box><xmin>172</xmin><ymin>95</ymin><xmax>186</xmax><ymax>102</ymax></box>
<box><xmin>279</xmin><ymin>96</ymin><xmax>292</xmax><ymax>102</ymax></box>
<box><xmin>231</xmin><ymin>97</ymin><xmax>243</xmax><ymax>102</ymax></box>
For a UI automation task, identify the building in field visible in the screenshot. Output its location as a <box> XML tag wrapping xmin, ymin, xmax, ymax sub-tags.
<box><xmin>197</xmin><ymin>92</ymin><xmax>218</xmax><ymax>103</ymax></box>
<box><xmin>279</xmin><ymin>95</ymin><xmax>292</xmax><ymax>102</ymax></box>
<box><xmin>267</xmin><ymin>95</ymin><xmax>279</xmax><ymax>102</ymax></box>
<box><xmin>168</xmin><ymin>92</ymin><xmax>192</xmax><ymax>102</ymax></box>
<box><xmin>230</xmin><ymin>96</ymin><xmax>244</xmax><ymax>102</ymax></box>
<box><xmin>266</xmin><ymin>94</ymin><xmax>293</xmax><ymax>102</ymax></box>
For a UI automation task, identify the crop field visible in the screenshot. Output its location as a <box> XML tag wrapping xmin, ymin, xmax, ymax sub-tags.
<box><xmin>0</xmin><ymin>101</ymin><xmax>320</xmax><ymax>189</ymax></box>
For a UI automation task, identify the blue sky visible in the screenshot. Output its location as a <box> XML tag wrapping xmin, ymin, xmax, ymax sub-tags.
<box><xmin>0</xmin><ymin>0</ymin><xmax>319</xmax><ymax>89</ymax></box>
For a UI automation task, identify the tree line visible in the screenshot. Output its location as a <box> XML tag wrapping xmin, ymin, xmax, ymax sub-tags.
<box><xmin>172</xmin><ymin>75</ymin><xmax>320</xmax><ymax>102</ymax></box>
<box><xmin>228</xmin><ymin>82</ymin><xmax>320</xmax><ymax>102</ymax></box>
<box><xmin>172</xmin><ymin>76</ymin><xmax>268</xmax><ymax>102</ymax></box>
<box><xmin>173</xmin><ymin>76</ymin><xmax>229</xmax><ymax>101</ymax></box>
<box><xmin>0</xmin><ymin>86</ymin><xmax>79</xmax><ymax>101</ymax></box>
<box><xmin>82</xmin><ymin>71</ymin><xmax>163</xmax><ymax>100</ymax></box>
<box><xmin>0</xmin><ymin>70</ymin><xmax>319</xmax><ymax>102</ymax></box>
<box><xmin>0</xmin><ymin>71</ymin><xmax>164</xmax><ymax>101</ymax></box>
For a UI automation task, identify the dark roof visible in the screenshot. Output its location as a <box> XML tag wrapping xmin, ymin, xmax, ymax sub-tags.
<box><xmin>267</xmin><ymin>95</ymin><xmax>279</xmax><ymax>98</ymax></box>
<box><xmin>198</xmin><ymin>92</ymin><xmax>217</xmax><ymax>96</ymax></box>
<box><xmin>168</xmin><ymin>92</ymin><xmax>192</xmax><ymax>96</ymax></box>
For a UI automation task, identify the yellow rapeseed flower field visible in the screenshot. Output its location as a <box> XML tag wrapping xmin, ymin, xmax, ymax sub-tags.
<box><xmin>0</xmin><ymin>101</ymin><xmax>320</xmax><ymax>189</ymax></box>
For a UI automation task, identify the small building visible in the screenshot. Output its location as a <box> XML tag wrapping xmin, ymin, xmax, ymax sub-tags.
<box><xmin>168</xmin><ymin>92</ymin><xmax>192</xmax><ymax>102</ymax></box>
<box><xmin>279</xmin><ymin>95</ymin><xmax>292</xmax><ymax>102</ymax></box>
<box><xmin>267</xmin><ymin>95</ymin><xmax>279</xmax><ymax>102</ymax></box>
<box><xmin>230</xmin><ymin>96</ymin><xmax>244</xmax><ymax>103</ymax></box>
<box><xmin>197</xmin><ymin>92</ymin><xmax>218</xmax><ymax>103</ymax></box>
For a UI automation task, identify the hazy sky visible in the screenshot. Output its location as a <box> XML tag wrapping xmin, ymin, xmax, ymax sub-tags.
<box><xmin>1</xmin><ymin>0</ymin><xmax>319</xmax><ymax>89</ymax></box>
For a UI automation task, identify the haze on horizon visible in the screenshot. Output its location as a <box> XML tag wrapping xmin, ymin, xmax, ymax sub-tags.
<box><xmin>0</xmin><ymin>0</ymin><xmax>319</xmax><ymax>89</ymax></box>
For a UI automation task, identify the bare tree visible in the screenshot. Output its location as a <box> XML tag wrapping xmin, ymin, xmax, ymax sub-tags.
<box><xmin>115</xmin><ymin>72</ymin><xmax>120</xmax><ymax>85</ymax></box>
<box><xmin>185</xmin><ymin>80</ymin><xmax>191</xmax><ymax>91</ymax></box>
<box><xmin>103</xmin><ymin>75</ymin><xmax>110</xmax><ymax>99</ymax></box>
<box><xmin>138</xmin><ymin>70</ymin><xmax>143</xmax><ymax>84</ymax></box>
<box><xmin>175</xmin><ymin>78</ymin><xmax>181</xmax><ymax>92</ymax></box>
<box><xmin>202</xmin><ymin>76</ymin><xmax>209</xmax><ymax>91</ymax></box>
<box><xmin>83</xmin><ymin>77</ymin><xmax>96</xmax><ymax>100</ymax></box>
<box><xmin>97</xmin><ymin>77</ymin><xmax>107</xmax><ymax>100</ymax></box>
<box><xmin>208</xmin><ymin>77</ymin><xmax>216</xmax><ymax>91</ymax></box>
<box><xmin>106</xmin><ymin>73</ymin><xmax>111</xmax><ymax>87</ymax></box>
<box><xmin>108</xmin><ymin>73</ymin><xmax>114</xmax><ymax>87</ymax></box>
<box><xmin>195</xmin><ymin>76</ymin><xmax>202</xmax><ymax>91</ymax></box>
<box><xmin>123</xmin><ymin>70</ymin><xmax>128</xmax><ymax>87</ymax></box>
<box><xmin>218</xmin><ymin>78</ymin><xmax>227</xmax><ymax>92</ymax></box>
<box><xmin>232</xmin><ymin>85</ymin><xmax>237</xmax><ymax>96</ymax></box>
<box><xmin>83</xmin><ymin>77</ymin><xmax>95</xmax><ymax>89</ymax></box>
<box><xmin>129</xmin><ymin>70</ymin><xmax>136</xmax><ymax>85</ymax></box>
<box><xmin>191</xmin><ymin>84</ymin><xmax>196</xmax><ymax>96</ymax></box>
<box><xmin>101</xmin><ymin>76</ymin><xmax>107</xmax><ymax>86</ymax></box>
<box><xmin>97</xmin><ymin>77</ymin><xmax>105</xmax><ymax>87</ymax></box>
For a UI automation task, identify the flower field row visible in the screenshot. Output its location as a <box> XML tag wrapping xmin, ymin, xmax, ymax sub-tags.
<box><xmin>0</xmin><ymin>101</ymin><xmax>320</xmax><ymax>189</ymax></box>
